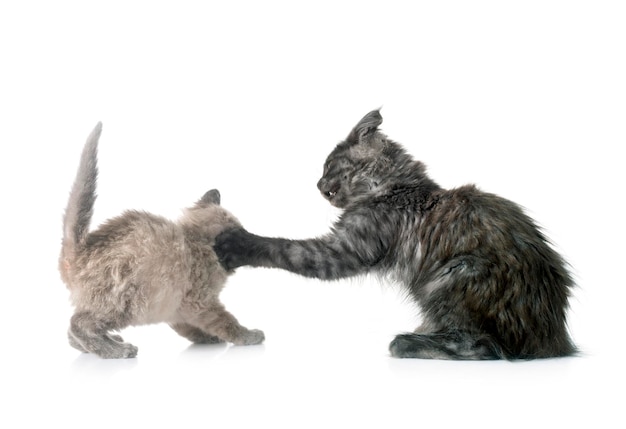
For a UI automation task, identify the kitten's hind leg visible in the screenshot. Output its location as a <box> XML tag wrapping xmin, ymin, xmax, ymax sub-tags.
<box><xmin>389</xmin><ymin>330</ymin><xmax>503</xmax><ymax>360</ymax></box>
<box><xmin>170</xmin><ymin>323</ymin><xmax>224</xmax><ymax>344</ymax></box>
<box><xmin>69</xmin><ymin>312</ymin><xmax>138</xmax><ymax>359</ymax></box>
<box><xmin>68</xmin><ymin>329</ymin><xmax>88</xmax><ymax>353</ymax></box>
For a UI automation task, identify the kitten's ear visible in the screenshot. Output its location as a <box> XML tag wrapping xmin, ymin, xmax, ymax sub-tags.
<box><xmin>200</xmin><ymin>189</ymin><xmax>221</xmax><ymax>205</ymax></box>
<box><xmin>350</xmin><ymin>109</ymin><xmax>383</xmax><ymax>143</ymax></box>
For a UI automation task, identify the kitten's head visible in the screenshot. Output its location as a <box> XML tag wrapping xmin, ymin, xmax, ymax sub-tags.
<box><xmin>317</xmin><ymin>109</ymin><xmax>392</xmax><ymax>208</ymax></box>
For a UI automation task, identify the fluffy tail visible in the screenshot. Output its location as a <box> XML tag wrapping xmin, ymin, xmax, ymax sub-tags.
<box><xmin>61</xmin><ymin>122</ymin><xmax>102</xmax><ymax>259</ymax></box>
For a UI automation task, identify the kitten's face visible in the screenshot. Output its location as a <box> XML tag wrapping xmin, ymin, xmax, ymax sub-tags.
<box><xmin>317</xmin><ymin>110</ymin><xmax>386</xmax><ymax>208</ymax></box>
<box><xmin>317</xmin><ymin>145</ymin><xmax>360</xmax><ymax>208</ymax></box>
<box><xmin>317</xmin><ymin>150</ymin><xmax>347</xmax><ymax>207</ymax></box>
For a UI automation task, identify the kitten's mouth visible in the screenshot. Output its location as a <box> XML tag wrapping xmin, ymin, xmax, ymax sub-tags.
<box><xmin>318</xmin><ymin>179</ymin><xmax>340</xmax><ymax>203</ymax></box>
<box><xmin>323</xmin><ymin>184</ymin><xmax>340</xmax><ymax>201</ymax></box>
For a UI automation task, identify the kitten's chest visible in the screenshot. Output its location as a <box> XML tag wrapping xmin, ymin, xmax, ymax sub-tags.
<box><xmin>384</xmin><ymin>214</ymin><xmax>427</xmax><ymax>281</ymax></box>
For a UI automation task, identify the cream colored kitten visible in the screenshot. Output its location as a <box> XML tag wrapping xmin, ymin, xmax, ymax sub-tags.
<box><xmin>59</xmin><ymin>123</ymin><xmax>263</xmax><ymax>358</ymax></box>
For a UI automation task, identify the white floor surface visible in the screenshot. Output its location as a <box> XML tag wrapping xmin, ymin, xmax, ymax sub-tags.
<box><xmin>1</xmin><ymin>2</ymin><xmax>624</xmax><ymax>428</ymax></box>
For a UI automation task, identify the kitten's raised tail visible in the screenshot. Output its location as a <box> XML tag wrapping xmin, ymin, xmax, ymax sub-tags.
<box><xmin>61</xmin><ymin>122</ymin><xmax>102</xmax><ymax>260</ymax></box>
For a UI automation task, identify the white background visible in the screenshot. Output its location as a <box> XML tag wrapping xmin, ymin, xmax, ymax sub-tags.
<box><xmin>1</xmin><ymin>1</ymin><xmax>624</xmax><ymax>428</ymax></box>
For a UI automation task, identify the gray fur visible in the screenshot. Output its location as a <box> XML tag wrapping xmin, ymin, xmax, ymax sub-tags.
<box><xmin>215</xmin><ymin>110</ymin><xmax>577</xmax><ymax>360</ymax></box>
<box><xmin>59</xmin><ymin>123</ymin><xmax>264</xmax><ymax>359</ymax></box>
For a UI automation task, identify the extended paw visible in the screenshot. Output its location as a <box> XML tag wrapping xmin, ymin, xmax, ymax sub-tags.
<box><xmin>214</xmin><ymin>228</ymin><xmax>255</xmax><ymax>270</ymax></box>
<box><xmin>237</xmin><ymin>328</ymin><xmax>265</xmax><ymax>346</ymax></box>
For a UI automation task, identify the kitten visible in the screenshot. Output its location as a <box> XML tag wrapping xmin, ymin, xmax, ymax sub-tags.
<box><xmin>59</xmin><ymin>123</ymin><xmax>264</xmax><ymax>359</ymax></box>
<box><xmin>215</xmin><ymin>110</ymin><xmax>577</xmax><ymax>360</ymax></box>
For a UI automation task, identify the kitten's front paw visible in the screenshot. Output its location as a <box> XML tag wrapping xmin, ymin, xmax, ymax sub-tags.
<box><xmin>214</xmin><ymin>228</ymin><xmax>255</xmax><ymax>270</ymax></box>
<box><xmin>97</xmin><ymin>341</ymin><xmax>138</xmax><ymax>359</ymax></box>
<box><xmin>117</xmin><ymin>343</ymin><xmax>139</xmax><ymax>359</ymax></box>
<box><xmin>389</xmin><ymin>334</ymin><xmax>417</xmax><ymax>359</ymax></box>
<box><xmin>239</xmin><ymin>328</ymin><xmax>265</xmax><ymax>346</ymax></box>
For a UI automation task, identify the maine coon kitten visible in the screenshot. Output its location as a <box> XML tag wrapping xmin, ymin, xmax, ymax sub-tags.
<box><xmin>215</xmin><ymin>110</ymin><xmax>577</xmax><ymax>360</ymax></box>
<box><xmin>59</xmin><ymin>123</ymin><xmax>264</xmax><ymax>359</ymax></box>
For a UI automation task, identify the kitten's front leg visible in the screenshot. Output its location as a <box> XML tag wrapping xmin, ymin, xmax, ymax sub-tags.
<box><xmin>215</xmin><ymin>221</ymin><xmax>384</xmax><ymax>280</ymax></box>
<box><xmin>170</xmin><ymin>323</ymin><xmax>224</xmax><ymax>344</ymax></box>
<box><xmin>195</xmin><ymin>306</ymin><xmax>265</xmax><ymax>346</ymax></box>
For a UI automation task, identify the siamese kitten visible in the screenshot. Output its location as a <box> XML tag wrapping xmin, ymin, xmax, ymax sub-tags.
<box><xmin>215</xmin><ymin>110</ymin><xmax>576</xmax><ymax>360</ymax></box>
<box><xmin>59</xmin><ymin>123</ymin><xmax>264</xmax><ymax>358</ymax></box>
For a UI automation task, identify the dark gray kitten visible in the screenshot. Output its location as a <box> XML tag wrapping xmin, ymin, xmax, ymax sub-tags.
<box><xmin>215</xmin><ymin>110</ymin><xmax>577</xmax><ymax>360</ymax></box>
<box><xmin>59</xmin><ymin>123</ymin><xmax>264</xmax><ymax>359</ymax></box>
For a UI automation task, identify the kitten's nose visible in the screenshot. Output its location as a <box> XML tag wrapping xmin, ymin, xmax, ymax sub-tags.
<box><xmin>317</xmin><ymin>178</ymin><xmax>325</xmax><ymax>191</ymax></box>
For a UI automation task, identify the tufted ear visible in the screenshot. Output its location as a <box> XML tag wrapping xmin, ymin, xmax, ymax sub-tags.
<box><xmin>200</xmin><ymin>189</ymin><xmax>221</xmax><ymax>205</ymax></box>
<box><xmin>348</xmin><ymin>109</ymin><xmax>383</xmax><ymax>143</ymax></box>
